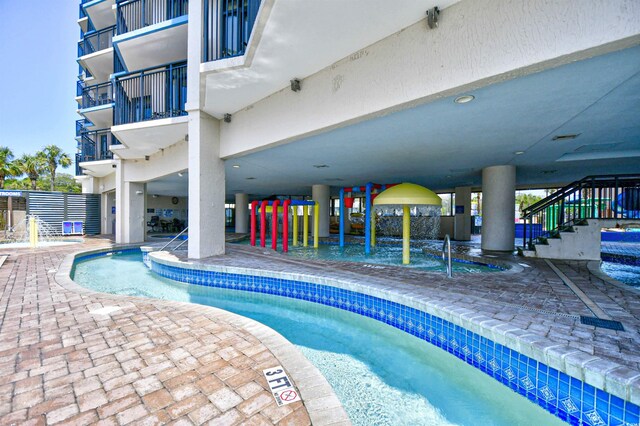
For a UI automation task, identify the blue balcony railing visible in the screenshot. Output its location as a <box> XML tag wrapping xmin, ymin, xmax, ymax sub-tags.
<box><xmin>117</xmin><ymin>0</ymin><xmax>188</xmax><ymax>35</ymax></box>
<box><xmin>76</xmin><ymin>119</ymin><xmax>93</xmax><ymax>137</ymax></box>
<box><xmin>203</xmin><ymin>0</ymin><xmax>260</xmax><ymax>62</ymax></box>
<box><xmin>114</xmin><ymin>62</ymin><xmax>187</xmax><ymax>125</ymax></box>
<box><xmin>81</xmin><ymin>82</ymin><xmax>114</xmax><ymax>109</ymax></box>
<box><xmin>76</xmin><ymin>80</ymin><xmax>85</xmax><ymax>97</ymax></box>
<box><xmin>78</xmin><ymin>26</ymin><xmax>115</xmax><ymax>57</ymax></box>
<box><xmin>114</xmin><ymin>52</ymin><xmax>126</xmax><ymax>74</ymax></box>
<box><xmin>76</xmin><ymin>129</ymin><xmax>120</xmax><ymax>175</ymax></box>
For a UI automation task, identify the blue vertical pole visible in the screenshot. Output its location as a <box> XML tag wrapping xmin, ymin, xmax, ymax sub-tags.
<box><xmin>339</xmin><ymin>188</ymin><xmax>345</xmax><ymax>247</ymax></box>
<box><xmin>365</xmin><ymin>183</ymin><xmax>372</xmax><ymax>255</ymax></box>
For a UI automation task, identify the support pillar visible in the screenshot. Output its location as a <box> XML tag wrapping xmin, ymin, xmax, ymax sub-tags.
<box><xmin>454</xmin><ymin>186</ymin><xmax>471</xmax><ymax>241</ymax></box>
<box><xmin>115</xmin><ymin>160</ymin><xmax>146</xmax><ymax>243</ymax></box>
<box><xmin>312</xmin><ymin>184</ymin><xmax>330</xmax><ymax>237</ymax></box>
<box><xmin>481</xmin><ymin>165</ymin><xmax>516</xmax><ymax>251</ymax></box>
<box><xmin>235</xmin><ymin>193</ymin><xmax>249</xmax><ymax>234</ymax></box>
<box><xmin>188</xmin><ymin>110</ymin><xmax>225</xmax><ymax>259</ymax></box>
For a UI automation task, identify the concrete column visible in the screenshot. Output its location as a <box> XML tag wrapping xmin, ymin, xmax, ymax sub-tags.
<box><xmin>115</xmin><ymin>161</ymin><xmax>146</xmax><ymax>243</ymax></box>
<box><xmin>234</xmin><ymin>193</ymin><xmax>249</xmax><ymax>234</ymax></box>
<box><xmin>454</xmin><ymin>186</ymin><xmax>471</xmax><ymax>241</ymax></box>
<box><xmin>481</xmin><ymin>165</ymin><xmax>516</xmax><ymax>251</ymax></box>
<box><xmin>188</xmin><ymin>110</ymin><xmax>225</xmax><ymax>258</ymax></box>
<box><xmin>312</xmin><ymin>184</ymin><xmax>330</xmax><ymax>237</ymax></box>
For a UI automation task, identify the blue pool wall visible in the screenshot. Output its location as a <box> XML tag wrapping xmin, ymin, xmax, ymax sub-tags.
<box><xmin>77</xmin><ymin>249</ymin><xmax>640</xmax><ymax>426</ymax></box>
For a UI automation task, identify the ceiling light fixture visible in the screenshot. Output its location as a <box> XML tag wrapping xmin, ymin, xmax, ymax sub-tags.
<box><xmin>313</xmin><ymin>164</ymin><xmax>329</xmax><ymax>168</ymax></box>
<box><xmin>454</xmin><ymin>95</ymin><xmax>475</xmax><ymax>104</ymax></box>
<box><xmin>178</xmin><ymin>172</ymin><xmax>184</xmax><ymax>177</ymax></box>
<box><xmin>232</xmin><ymin>165</ymin><xmax>240</xmax><ymax>168</ymax></box>
<box><xmin>514</xmin><ymin>151</ymin><xmax>524</xmax><ymax>155</ymax></box>
<box><xmin>290</xmin><ymin>79</ymin><xmax>301</xmax><ymax>92</ymax></box>
<box><xmin>246</xmin><ymin>177</ymin><xmax>256</xmax><ymax>180</ymax></box>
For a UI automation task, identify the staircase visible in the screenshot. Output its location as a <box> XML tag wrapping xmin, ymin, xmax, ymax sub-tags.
<box><xmin>520</xmin><ymin>174</ymin><xmax>640</xmax><ymax>260</ymax></box>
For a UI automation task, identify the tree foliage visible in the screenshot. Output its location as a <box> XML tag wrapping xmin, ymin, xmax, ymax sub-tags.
<box><xmin>1</xmin><ymin>145</ymin><xmax>80</xmax><ymax>192</ymax></box>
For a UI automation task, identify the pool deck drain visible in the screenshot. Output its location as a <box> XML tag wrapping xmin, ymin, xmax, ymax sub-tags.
<box><xmin>0</xmin><ymin>236</ymin><xmax>639</xmax><ymax>424</ymax></box>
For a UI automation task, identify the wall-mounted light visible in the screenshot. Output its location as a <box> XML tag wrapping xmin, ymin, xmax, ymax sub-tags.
<box><xmin>290</xmin><ymin>79</ymin><xmax>301</xmax><ymax>92</ymax></box>
<box><xmin>224</xmin><ymin>114</ymin><xmax>232</xmax><ymax>123</ymax></box>
<box><xmin>152</xmin><ymin>194</ymin><xmax>159</xmax><ymax>198</ymax></box>
<box><xmin>514</xmin><ymin>151</ymin><xmax>524</xmax><ymax>155</ymax></box>
<box><xmin>426</xmin><ymin>7</ymin><xmax>440</xmax><ymax>29</ymax></box>
<box><xmin>135</xmin><ymin>190</ymin><xmax>144</xmax><ymax>195</ymax></box>
<box><xmin>178</xmin><ymin>172</ymin><xmax>184</xmax><ymax>177</ymax></box>
<box><xmin>232</xmin><ymin>165</ymin><xmax>240</xmax><ymax>168</ymax></box>
<box><xmin>144</xmin><ymin>155</ymin><xmax>150</xmax><ymax>161</ymax></box>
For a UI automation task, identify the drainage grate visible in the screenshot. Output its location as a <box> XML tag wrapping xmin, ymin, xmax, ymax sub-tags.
<box><xmin>580</xmin><ymin>316</ymin><xmax>625</xmax><ymax>331</ymax></box>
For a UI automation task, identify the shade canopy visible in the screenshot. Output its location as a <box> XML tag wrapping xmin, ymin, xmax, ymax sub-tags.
<box><xmin>373</xmin><ymin>183</ymin><xmax>442</xmax><ymax>206</ymax></box>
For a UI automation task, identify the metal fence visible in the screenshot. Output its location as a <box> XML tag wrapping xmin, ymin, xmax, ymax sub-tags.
<box><xmin>81</xmin><ymin>82</ymin><xmax>114</xmax><ymax>109</ymax></box>
<box><xmin>203</xmin><ymin>0</ymin><xmax>261</xmax><ymax>61</ymax></box>
<box><xmin>26</xmin><ymin>191</ymin><xmax>101</xmax><ymax>235</ymax></box>
<box><xmin>78</xmin><ymin>26</ymin><xmax>115</xmax><ymax>57</ymax></box>
<box><xmin>117</xmin><ymin>0</ymin><xmax>188</xmax><ymax>34</ymax></box>
<box><xmin>114</xmin><ymin>63</ymin><xmax>187</xmax><ymax>125</ymax></box>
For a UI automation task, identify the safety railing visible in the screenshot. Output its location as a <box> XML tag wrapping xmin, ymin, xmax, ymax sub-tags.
<box><xmin>81</xmin><ymin>82</ymin><xmax>114</xmax><ymax>109</ymax></box>
<box><xmin>442</xmin><ymin>234</ymin><xmax>452</xmax><ymax>278</ymax></box>
<box><xmin>160</xmin><ymin>226</ymin><xmax>188</xmax><ymax>251</ymax></box>
<box><xmin>203</xmin><ymin>0</ymin><xmax>261</xmax><ymax>62</ymax></box>
<box><xmin>522</xmin><ymin>174</ymin><xmax>640</xmax><ymax>250</ymax></box>
<box><xmin>117</xmin><ymin>0</ymin><xmax>188</xmax><ymax>34</ymax></box>
<box><xmin>114</xmin><ymin>62</ymin><xmax>187</xmax><ymax>125</ymax></box>
<box><xmin>76</xmin><ymin>80</ymin><xmax>85</xmax><ymax>97</ymax></box>
<box><xmin>76</xmin><ymin>119</ymin><xmax>93</xmax><ymax>137</ymax></box>
<box><xmin>114</xmin><ymin>53</ymin><xmax>126</xmax><ymax>74</ymax></box>
<box><xmin>76</xmin><ymin>129</ymin><xmax>120</xmax><ymax>168</ymax></box>
<box><xmin>78</xmin><ymin>25</ymin><xmax>115</xmax><ymax>57</ymax></box>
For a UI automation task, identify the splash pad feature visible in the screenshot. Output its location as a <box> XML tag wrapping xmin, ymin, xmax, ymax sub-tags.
<box><xmin>250</xmin><ymin>200</ymin><xmax>319</xmax><ymax>252</ymax></box>
<box><xmin>374</xmin><ymin>183</ymin><xmax>442</xmax><ymax>264</ymax></box>
<box><xmin>339</xmin><ymin>183</ymin><xmax>397</xmax><ymax>254</ymax></box>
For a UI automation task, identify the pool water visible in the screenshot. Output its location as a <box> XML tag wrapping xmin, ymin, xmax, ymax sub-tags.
<box><xmin>601</xmin><ymin>261</ymin><xmax>640</xmax><ymax>286</ymax></box>
<box><xmin>236</xmin><ymin>240</ymin><xmax>500</xmax><ymax>273</ymax></box>
<box><xmin>73</xmin><ymin>252</ymin><xmax>562</xmax><ymax>426</ymax></box>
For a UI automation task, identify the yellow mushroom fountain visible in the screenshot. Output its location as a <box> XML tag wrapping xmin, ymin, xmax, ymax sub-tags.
<box><xmin>373</xmin><ymin>183</ymin><xmax>442</xmax><ymax>265</ymax></box>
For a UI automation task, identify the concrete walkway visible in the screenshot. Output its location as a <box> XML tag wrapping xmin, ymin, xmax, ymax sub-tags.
<box><xmin>0</xmin><ymin>238</ymin><xmax>311</xmax><ymax>425</ymax></box>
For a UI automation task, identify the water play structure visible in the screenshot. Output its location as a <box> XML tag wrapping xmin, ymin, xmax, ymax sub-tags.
<box><xmin>249</xmin><ymin>199</ymin><xmax>319</xmax><ymax>252</ymax></box>
<box><xmin>373</xmin><ymin>183</ymin><xmax>442</xmax><ymax>264</ymax></box>
<box><xmin>338</xmin><ymin>183</ymin><xmax>397</xmax><ymax>254</ymax></box>
<box><xmin>1</xmin><ymin>215</ymin><xmax>72</xmax><ymax>248</ymax></box>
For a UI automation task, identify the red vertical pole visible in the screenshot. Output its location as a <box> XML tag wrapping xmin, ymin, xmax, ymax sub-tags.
<box><xmin>271</xmin><ymin>200</ymin><xmax>280</xmax><ymax>251</ymax></box>
<box><xmin>282</xmin><ymin>200</ymin><xmax>291</xmax><ymax>252</ymax></box>
<box><xmin>260</xmin><ymin>200</ymin><xmax>268</xmax><ymax>247</ymax></box>
<box><xmin>250</xmin><ymin>201</ymin><xmax>258</xmax><ymax>246</ymax></box>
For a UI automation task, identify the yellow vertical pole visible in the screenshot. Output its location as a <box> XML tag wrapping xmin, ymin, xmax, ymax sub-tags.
<box><xmin>371</xmin><ymin>212</ymin><xmax>376</xmax><ymax>248</ymax></box>
<box><xmin>303</xmin><ymin>206</ymin><xmax>309</xmax><ymax>247</ymax></box>
<box><xmin>292</xmin><ymin>206</ymin><xmax>298</xmax><ymax>246</ymax></box>
<box><xmin>313</xmin><ymin>202</ymin><xmax>319</xmax><ymax>248</ymax></box>
<box><xmin>29</xmin><ymin>217</ymin><xmax>37</xmax><ymax>248</ymax></box>
<box><xmin>403</xmin><ymin>205</ymin><xmax>410</xmax><ymax>265</ymax></box>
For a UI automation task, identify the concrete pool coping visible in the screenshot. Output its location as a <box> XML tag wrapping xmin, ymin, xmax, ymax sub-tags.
<box><xmin>145</xmin><ymin>248</ymin><xmax>640</xmax><ymax>407</ymax></box>
<box><xmin>57</xmin><ymin>245</ymin><xmax>350</xmax><ymax>425</ymax></box>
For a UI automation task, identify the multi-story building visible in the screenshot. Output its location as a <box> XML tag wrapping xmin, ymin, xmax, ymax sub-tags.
<box><xmin>75</xmin><ymin>0</ymin><xmax>640</xmax><ymax>259</ymax></box>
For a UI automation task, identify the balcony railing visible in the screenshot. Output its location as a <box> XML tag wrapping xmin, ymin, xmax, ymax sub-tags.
<box><xmin>76</xmin><ymin>129</ymin><xmax>120</xmax><ymax>175</ymax></box>
<box><xmin>203</xmin><ymin>0</ymin><xmax>260</xmax><ymax>62</ymax></box>
<box><xmin>114</xmin><ymin>63</ymin><xmax>187</xmax><ymax>125</ymax></box>
<box><xmin>81</xmin><ymin>82</ymin><xmax>114</xmax><ymax>109</ymax></box>
<box><xmin>117</xmin><ymin>0</ymin><xmax>188</xmax><ymax>35</ymax></box>
<box><xmin>76</xmin><ymin>119</ymin><xmax>93</xmax><ymax>137</ymax></box>
<box><xmin>77</xmin><ymin>80</ymin><xmax>85</xmax><ymax>97</ymax></box>
<box><xmin>78</xmin><ymin>26</ymin><xmax>115</xmax><ymax>57</ymax></box>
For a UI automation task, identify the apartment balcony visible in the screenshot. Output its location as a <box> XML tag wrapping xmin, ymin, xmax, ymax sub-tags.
<box><xmin>81</xmin><ymin>0</ymin><xmax>116</xmax><ymax>32</ymax></box>
<box><xmin>113</xmin><ymin>0</ymin><xmax>188</xmax><ymax>73</ymax></box>
<box><xmin>75</xmin><ymin>118</ymin><xmax>94</xmax><ymax>141</ymax></box>
<box><xmin>76</xmin><ymin>129</ymin><xmax>120</xmax><ymax>177</ymax></box>
<box><xmin>111</xmin><ymin>63</ymin><xmax>188</xmax><ymax>159</ymax></box>
<box><xmin>203</xmin><ymin>0</ymin><xmax>260</xmax><ymax>62</ymax></box>
<box><xmin>78</xmin><ymin>82</ymin><xmax>114</xmax><ymax>129</ymax></box>
<box><xmin>78</xmin><ymin>26</ymin><xmax>115</xmax><ymax>83</ymax></box>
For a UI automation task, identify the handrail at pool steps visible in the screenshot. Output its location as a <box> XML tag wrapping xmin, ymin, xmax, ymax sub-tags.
<box><xmin>442</xmin><ymin>234</ymin><xmax>452</xmax><ymax>278</ymax></box>
<box><xmin>522</xmin><ymin>174</ymin><xmax>640</xmax><ymax>250</ymax></box>
<box><xmin>160</xmin><ymin>226</ymin><xmax>188</xmax><ymax>251</ymax></box>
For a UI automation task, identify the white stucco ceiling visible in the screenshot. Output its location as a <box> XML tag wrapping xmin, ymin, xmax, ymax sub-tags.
<box><xmin>84</xmin><ymin>0</ymin><xmax>116</xmax><ymax>31</ymax></box>
<box><xmin>221</xmin><ymin>45</ymin><xmax>640</xmax><ymax>199</ymax></box>
<box><xmin>112</xmin><ymin>117</ymin><xmax>188</xmax><ymax>159</ymax></box>
<box><xmin>114</xmin><ymin>22</ymin><xmax>188</xmax><ymax>73</ymax></box>
<box><xmin>201</xmin><ymin>0</ymin><xmax>459</xmax><ymax>118</ymax></box>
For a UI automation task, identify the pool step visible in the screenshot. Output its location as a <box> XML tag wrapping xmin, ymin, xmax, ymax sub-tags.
<box><xmin>524</xmin><ymin>220</ymin><xmax>601</xmax><ymax>260</ymax></box>
<box><xmin>0</xmin><ymin>255</ymin><xmax>7</xmax><ymax>268</ymax></box>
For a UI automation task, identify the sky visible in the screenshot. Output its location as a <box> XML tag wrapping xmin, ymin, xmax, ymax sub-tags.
<box><xmin>0</xmin><ymin>0</ymin><xmax>80</xmax><ymax>163</ymax></box>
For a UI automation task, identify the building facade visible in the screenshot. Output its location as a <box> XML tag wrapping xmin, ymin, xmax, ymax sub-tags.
<box><xmin>75</xmin><ymin>0</ymin><xmax>640</xmax><ymax>258</ymax></box>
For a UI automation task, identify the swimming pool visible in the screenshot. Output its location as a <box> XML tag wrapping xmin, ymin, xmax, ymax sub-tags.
<box><xmin>234</xmin><ymin>239</ymin><xmax>502</xmax><ymax>273</ymax></box>
<box><xmin>73</xmin><ymin>251</ymin><xmax>562</xmax><ymax>425</ymax></box>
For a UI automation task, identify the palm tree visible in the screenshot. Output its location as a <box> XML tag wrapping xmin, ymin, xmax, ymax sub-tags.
<box><xmin>0</xmin><ymin>146</ymin><xmax>18</xmax><ymax>189</ymax></box>
<box><xmin>42</xmin><ymin>145</ymin><xmax>72</xmax><ymax>191</ymax></box>
<box><xmin>16</xmin><ymin>154</ymin><xmax>46</xmax><ymax>190</ymax></box>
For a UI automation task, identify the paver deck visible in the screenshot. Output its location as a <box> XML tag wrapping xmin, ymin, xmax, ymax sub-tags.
<box><xmin>1</xmin><ymin>235</ymin><xmax>639</xmax><ymax>425</ymax></box>
<box><xmin>0</xmin><ymin>238</ymin><xmax>312</xmax><ymax>425</ymax></box>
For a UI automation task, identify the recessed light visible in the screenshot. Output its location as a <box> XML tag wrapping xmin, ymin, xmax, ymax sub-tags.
<box><xmin>542</xmin><ymin>170</ymin><xmax>557</xmax><ymax>174</ymax></box>
<box><xmin>313</xmin><ymin>164</ymin><xmax>329</xmax><ymax>168</ymax></box>
<box><xmin>552</xmin><ymin>133</ymin><xmax>580</xmax><ymax>141</ymax></box>
<box><xmin>246</xmin><ymin>177</ymin><xmax>256</xmax><ymax>180</ymax></box>
<box><xmin>178</xmin><ymin>172</ymin><xmax>184</xmax><ymax>177</ymax></box>
<box><xmin>232</xmin><ymin>165</ymin><xmax>240</xmax><ymax>168</ymax></box>
<box><xmin>514</xmin><ymin>151</ymin><xmax>524</xmax><ymax>155</ymax></box>
<box><xmin>454</xmin><ymin>95</ymin><xmax>475</xmax><ymax>104</ymax></box>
